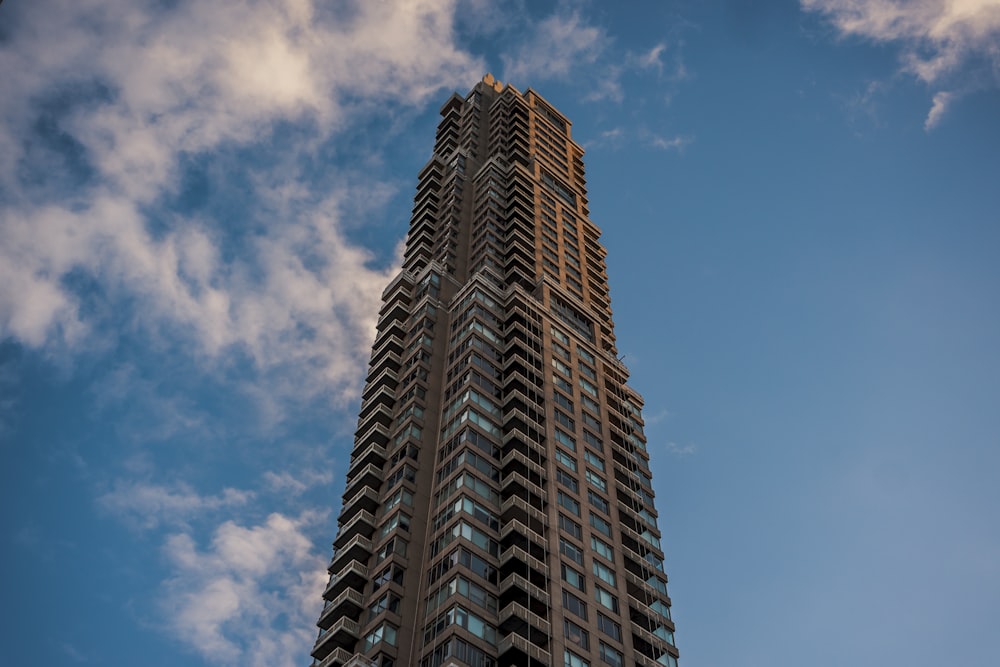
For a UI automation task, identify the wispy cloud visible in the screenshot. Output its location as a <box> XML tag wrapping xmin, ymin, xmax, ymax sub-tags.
<box><xmin>161</xmin><ymin>511</ymin><xmax>327</xmax><ymax>667</ymax></box>
<box><xmin>501</xmin><ymin>8</ymin><xmax>609</xmax><ymax>83</ymax></box>
<box><xmin>98</xmin><ymin>480</ymin><xmax>255</xmax><ymax>530</ymax></box>
<box><xmin>650</xmin><ymin>134</ymin><xmax>695</xmax><ymax>152</ymax></box>
<box><xmin>924</xmin><ymin>90</ymin><xmax>955</xmax><ymax>130</ymax></box>
<box><xmin>638</xmin><ymin>42</ymin><xmax>668</xmax><ymax>71</ymax></box>
<box><xmin>802</xmin><ymin>0</ymin><xmax>1000</xmax><ymax>129</ymax></box>
<box><xmin>665</xmin><ymin>441</ymin><xmax>698</xmax><ymax>456</ymax></box>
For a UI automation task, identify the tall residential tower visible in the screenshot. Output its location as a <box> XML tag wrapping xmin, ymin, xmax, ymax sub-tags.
<box><xmin>311</xmin><ymin>75</ymin><xmax>679</xmax><ymax>667</ymax></box>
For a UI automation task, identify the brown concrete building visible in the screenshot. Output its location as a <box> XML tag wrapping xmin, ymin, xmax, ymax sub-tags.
<box><xmin>310</xmin><ymin>75</ymin><xmax>679</xmax><ymax>667</ymax></box>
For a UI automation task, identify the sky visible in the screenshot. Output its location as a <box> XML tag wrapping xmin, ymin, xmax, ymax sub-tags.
<box><xmin>1</xmin><ymin>1</ymin><xmax>998</xmax><ymax>666</ymax></box>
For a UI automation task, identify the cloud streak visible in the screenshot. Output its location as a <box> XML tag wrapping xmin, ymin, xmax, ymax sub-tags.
<box><xmin>802</xmin><ymin>0</ymin><xmax>1000</xmax><ymax>128</ymax></box>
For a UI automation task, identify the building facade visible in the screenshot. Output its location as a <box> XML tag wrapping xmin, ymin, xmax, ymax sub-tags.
<box><xmin>311</xmin><ymin>75</ymin><xmax>679</xmax><ymax>667</ymax></box>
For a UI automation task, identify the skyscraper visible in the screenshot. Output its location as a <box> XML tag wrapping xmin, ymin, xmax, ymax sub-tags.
<box><xmin>311</xmin><ymin>74</ymin><xmax>679</xmax><ymax>667</ymax></box>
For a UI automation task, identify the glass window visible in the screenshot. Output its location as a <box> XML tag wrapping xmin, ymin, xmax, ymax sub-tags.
<box><xmin>562</xmin><ymin>591</ymin><xmax>588</xmax><ymax>621</ymax></box>
<box><xmin>597</xmin><ymin>612</ymin><xmax>622</xmax><ymax>642</ymax></box>
<box><xmin>555</xmin><ymin>409</ymin><xmax>575</xmax><ymax>430</ymax></box>
<box><xmin>556</xmin><ymin>468</ymin><xmax>579</xmax><ymax>493</ymax></box>
<box><xmin>559</xmin><ymin>513</ymin><xmax>583</xmax><ymax>540</ymax></box>
<box><xmin>560</xmin><ymin>537</ymin><xmax>584</xmax><ymax>565</ymax></box>
<box><xmin>362</xmin><ymin>622</ymin><xmax>398</xmax><ymax>651</ymax></box>
<box><xmin>593</xmin><ymin>560</ymin><xmax>617</xmax><ymax>586</ymax></box>
<box><xmin>595</xmin><ymin>586</ymin><xmax>619</xmax><ymax>613</ymax></box>
<box><xmin>599</xmin><ymin>641</ymin><xmax>624</xmax><ymax>667</ymax></box>
<box><xmin>585</xmin><ymin>466</ymin><xmax>607</xmax><ymax>487</ymax></box>
<box><xmin>564</xmin><ymin>619</ymin><xmax>590</xmax><ymax>650</ymax></box>
<box><xmin>591</xmin><ymin>536</ymin><xmax>614</xmax><ymax>561</ymax></box>
<box><xmin>558</xmin><ymin>490</ymin><xmax>581</xmax><ymax>516</ymax></box>
<box><xmin>555</xmin><ymin>429</ymin><xmax>577</xmax><ymax>451</ymax></box>
<box><xmin>588</xmin><ymin>490</ymin><xmax>609</xmax><ymax>514</ymax></box>
<box><xmin>562</xmin><ymin>563</ymin><xmax>586</xmax><ymax>591</ymax></box>
<box><xmin>555</xmin><ymin>449</ymin><xmax>578</xmax><ymax>472</ymax></box>
<box><xmin>590</xmin><ymin>512</ymin><xmax>612</xmax><ymax>537</ymax></box>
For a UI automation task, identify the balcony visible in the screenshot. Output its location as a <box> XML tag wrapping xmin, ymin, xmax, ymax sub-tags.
<box><xmin>323</xmin><ymin>560</ymin><xmax>369</xmax><ymax>600</ymax></box>
<box><xmin>500</xmin><ymin>471</ymin><xmax>546</xmax><ymax>509</ymax></box>
<box><xmin>355</xmin><ymin>403</ymin><xmax>393</xmax><ymax>435</ymax></box>
<box><xmin>338</xmin><ymin>486</ymin><xmax>380</xmax><ymax>527</ymax></box>
<box><xmin>499</xmin><ymin>543</ymin><xmax>549</xmax><ymax>578</ymax></box>
<box><xmin>343</xmin><ymin>463</ymin><xmax>382</xmax><ymax>499</ymax></box>
<box><xmin>348</xmin><ymin>443</ymin><xmax>388</xmax><ymax>477</ymax></box>
<box><xmin>499</xmin><ymin>571</ymin><xmax>550</xmax><ymax>606</ymax></box>
<box><xmin>498</xmin><ymin>600</ymin><xmax>550</xmax><ymax>636</ymax></box>
<box><xmin>497</xmin><ymin>632</ymin><xmax>550</xmax><ymax>667</ymax></box>
<box><xmin>317</xmin><ymin>588</ymin><xmax>365</xmax><ymax>629</ymax></box>
<box><xmin>500</xmin><ymin>448</ymin><xmax>546</xmax><ymax>482</ymax></box>
<box><xmin>329</xmin><ymin>534</ymin><xmax>373</xmax><ymax>572</ymax></box>
<box><xmin>311</xmin><ymin>617</ymin><xmax>360</xmax><ymax>660</ymax></box>
<box><xmin>500</xmin><ymin>494</ymin><xmax>547</xmax><ymax>527</ymax></box>
<box><xmin>332</xmin><ymin>510</ymin><xmax>376</xmax><ymax>549</ymax></box>
<box><xmin>362</xmin><ymin>367</ymin><xmax>399</xmax><ymax>398</ymax></box>
<box><xmin>312</xmin><ymin>647</ymin><xmax>355</xmax><ymax>667</ymax></box>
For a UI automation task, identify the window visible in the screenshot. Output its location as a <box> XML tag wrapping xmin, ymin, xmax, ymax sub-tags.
<box><xmin>595</xmin><ymin>586</ymin><xmax>619</xmax><ymax>613</ymax></box>
<box><xmin>373</xmin><ymin>564</ymin><xmax>404</xmax><ymax>589</ymax></box>
<box><xmin>554</xmin><ymin>392</ymin><xmax>574</xmax><ymax>411</ymax></box>
<box><xmin>556</xmin><ymin>468</ymin><xmax>579</xmax><ymax>492</ymax></box>
<box><xmin>593</xmin><ymin>560</ymin><xmax>617</xmax><ymax>586</ymax></box>
<box><xmin>588</xmin><ymin>490</ymin><xmax>609</xmax><ymax>514</ymax></box>
<box><xmin>583</xmin><ymin>430</ymin><xmax>602</xmax><ymax>449</ymax></box>
<box><xmin>553</xmin><ymin>344</ymin><xmax>570</xmax><ymax>360</ymax></box>
<box><xmin>599</xmin><ymin>641</ymin><xmax>624</xmax><ymax>667</ymax></box>
<box><xmin>564</xmin><ymin>619</ymin><xmax>589</xmax><ymax>650</ymax></box>
<box><xmin>562</xmin><ymin>590</ymin><xmax>588</xmax><ymax>621</ymax></box>
<box><xmin>560</xmin><ymin>537</ymin><xmax>583</xmax><ymax>565</ymax></box>
<box><xmin>597</xmin><ymin>613</ymin><xmax>622</xmax><ymax>642</ymax></box>
<box><xmin>379</xmin><ymin>511</ymin><xmax>411</xmax><ymax>538</ymax></box>
<box><xmin>579</xmin><ymin>378</ymin><xmax>598</xmax><ymax>397</ymax></box>
<box><xmin>577</xmin><ymin>346</ymin><xmax>595</xmax><ymax>363</ymax></box>
<box><xmin>581</xmin><ymin>394</ymin><xmax>600</xmax><ymax>414</ymax></box>
<box><xmin>368</xmin><ymin>592</ymin><xmax>401</xmax><ymax>620</ymax></box>
<box><xmin>582</xmin><ymin>411</ymin><xmax>601</xmax><ymax>432</ymax></box>
<box><xmin>591</xmin><ymin>536</ymin><xmax>614</xmax><ymax>561</ymax></box>
<box><xmin>585</xmin><ymin>466</ymin><xmax>607</xmax><ymax>487</ymax></box>
<box><xmin>362</xmin><ymin>622</ymin><xmax>398</xmax><ymax>651</ymax></box>
<box><xmin>555</xmin><ymin>376</ymin><xmax>573</xmax><ymax>394</ymax></box>
<box><xmin>555</xmin><ymin>409</ymin><xmax>575</xmax><ymax>430</ymax></box>
<box><xmin>559</xmin><ymin>513</ymin><xmax>582</xmax><ymax>540</ymax></box>
<box><xmin>375</xmin><ymin>537</ymin><xmax>407</xmax><ymax>563</ymax></box>
<box><xmin>562</xmin><ymin>563</ymin><xmax>586</xmax><ymax>591</ymax></box>
<box><xmin>555</xmin><ymin>449</ymin><xmax>578</xmax><ymax>472</ymax></box>
<box><xmin>558</xmin><ymin>490</ymin><xmax>581</xmax><ymax>516</ymax></box>
<box><xmin>555</xmin><ymin>429</ymin><xmax>577</xmax><ymax>451</ymax></box>
<box><xmin>590</xmin><ymin>512</ymin><xmax>612</xmax><ymax>537</ymax></box>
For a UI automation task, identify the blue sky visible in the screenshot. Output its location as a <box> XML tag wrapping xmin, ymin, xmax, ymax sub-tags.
<box><xmin>2</xmin><ymin>1</ymin><xmax>998</xmax><ymax>666</ymax></box>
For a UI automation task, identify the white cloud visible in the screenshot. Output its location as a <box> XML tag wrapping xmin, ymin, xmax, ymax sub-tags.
<box><xmin>665</xmin><ymin>441</ymin><xmax>698</xmax><ymax>456</ymax></box>
<box><xmin>0</xmin><ymin>0</ymin><xmax>485</xmax><ymax>406</ymax></box>
<box><xmin>161</xmin><ymin>511</ymin><xmax>327</xmax><ymax>667</ymax></box>
<box><xmin>638</xmin><ymin>42</ymin><xmax>668</xmax><ymax>71</ymax></box>
<box><xmin>802</xmin><ymin>0</ymin><xmax>1000</xmax><ymax>127</ymax></box>
<box><xmin>924</xmin><ymin>89</ymin><xmax>956</xmax><ymax>130</ymax></box>
<box><xmin>263</xmin><ymin>468</ymin><xmax>334</xmax><ymax>496</ymax></box>
<box><xmin>501</xmin><ymin>9</ymin><xmax>609</xmax><ymax>83</ymax></box>
<box><xmin>97</xmin><ymin>480</ymin><xmax>255</xmax><ymax>530</ymax></box>
<box><xmin>650</xmin><ymin>134</ymin><xmax>695</xmax><ymax>152</ymax></box>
